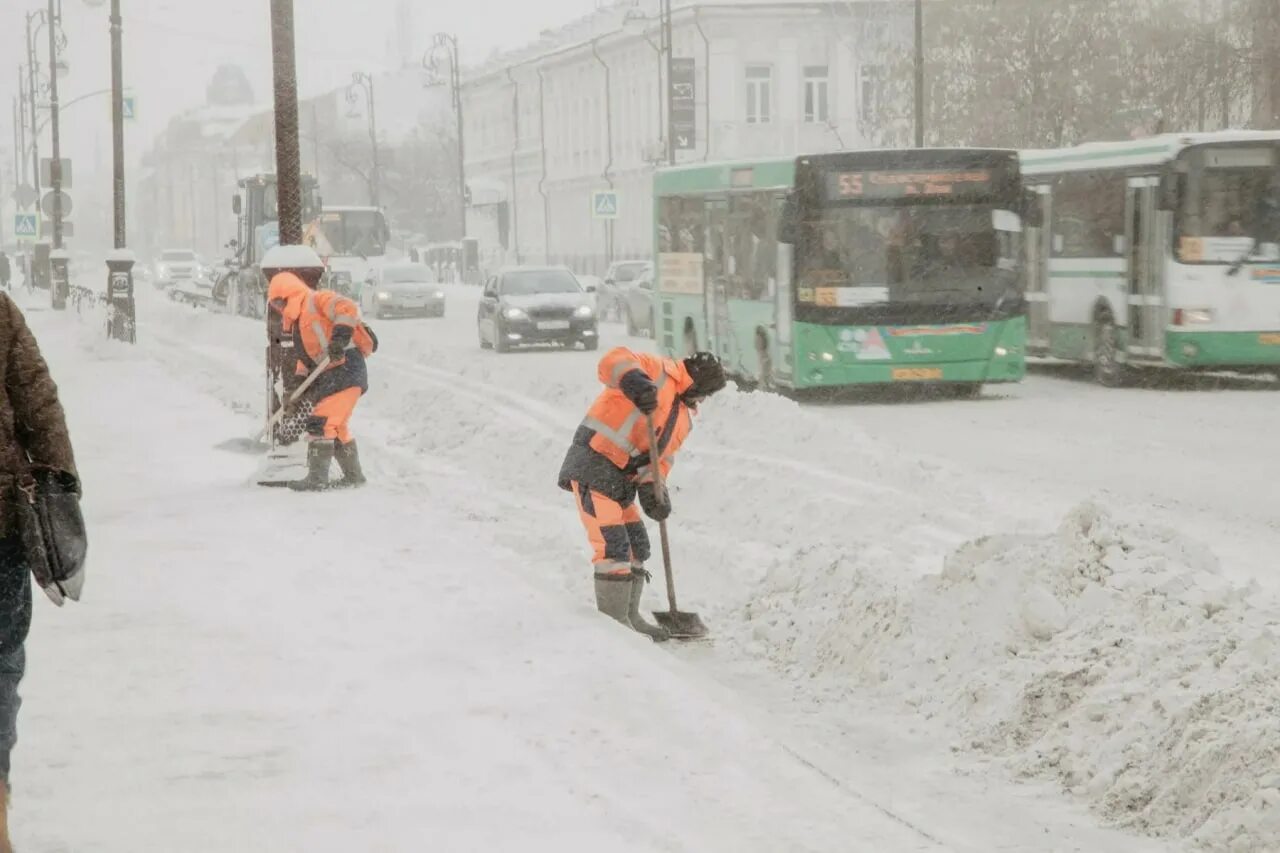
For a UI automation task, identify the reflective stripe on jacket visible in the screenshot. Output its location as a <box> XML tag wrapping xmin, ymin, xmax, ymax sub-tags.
<box><xmin>557</xmin><ymin>347</ymin><xmax>694</xmax><ymax>501</ymax></box>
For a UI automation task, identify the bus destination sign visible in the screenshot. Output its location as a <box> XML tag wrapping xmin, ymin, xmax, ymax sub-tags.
<box><xmin>825</xmin><ymin>169</ymin><xmax>994</xmax><ymax>200</ymax></box>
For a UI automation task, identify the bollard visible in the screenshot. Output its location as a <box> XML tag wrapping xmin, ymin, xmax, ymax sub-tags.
<box><xmin>105</xmin><ymin>249</ymin><xmax>136</xmax><ymax>343</ymax></box>
<box><xmin>49</xmin><ymin>249</ymin><xmax>70</xmax><ymax>311</ymax></box>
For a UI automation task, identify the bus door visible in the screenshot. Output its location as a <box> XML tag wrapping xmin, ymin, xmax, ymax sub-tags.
<box><xmin>703</xmin><ymin>198</ymin><xmax>729</xmax><ymax>358</ymax></box>
<box><xmin>1024</xmin><ymin>184</ymin><xmax>1052</xmax><ymax>353</ymax></box>
<box><xmin>1125</xmin><ymin>176</ymin><xmax>1164</xmax><ymax>359</ymax></box>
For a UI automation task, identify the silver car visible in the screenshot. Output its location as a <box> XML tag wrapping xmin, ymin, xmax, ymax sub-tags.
<box><xmin>602</xmin><ymin>259</ymin><xmax>649</xmax><ymax>321</ymax></box>
<box><xmin>362</xmin><ymin>264</ymin><xmax>445</xmax><ymax>319</ymax></box>
<box><xmin>617</xmin><ymin>261</ymin><xmax>655</xmax><ymax>337</ymax></box>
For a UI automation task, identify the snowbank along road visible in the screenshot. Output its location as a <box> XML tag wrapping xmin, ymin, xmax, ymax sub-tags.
<box><xmin>21</xmin><ymin>282</ymin><xmax>1280</xmax><ymax>852</ymax></box>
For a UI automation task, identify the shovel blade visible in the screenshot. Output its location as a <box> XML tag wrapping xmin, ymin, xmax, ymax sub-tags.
<box><xmin>652</xmin><ymin>610</ymin><xmax>708</xmax><ymax>640</ymax></box>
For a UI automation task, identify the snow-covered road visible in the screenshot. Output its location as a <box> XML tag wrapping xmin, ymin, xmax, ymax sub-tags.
<box><xmin>15</xmin><ymin>282</ymin><xmax>1280</xmax><ymax>851</ymax></box>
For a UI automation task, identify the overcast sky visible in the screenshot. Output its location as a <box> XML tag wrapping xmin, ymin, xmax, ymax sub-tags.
<box><xmin>1</xmin><ymin>0</ymin><xmax>598</xmax><ymax>186</ymax></box>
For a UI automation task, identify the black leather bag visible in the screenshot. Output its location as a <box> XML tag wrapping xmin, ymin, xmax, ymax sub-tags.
<box><xmin>12</xmin><ymin>467</ymin><xmax>86</xmax><ymax>606</ymax></box>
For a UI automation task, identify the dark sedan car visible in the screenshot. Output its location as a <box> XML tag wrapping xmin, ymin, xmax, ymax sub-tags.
<box><xmin>477</xmin><ymin>266</ymin><xmax>599</xmax><ymax>352</ymax></box>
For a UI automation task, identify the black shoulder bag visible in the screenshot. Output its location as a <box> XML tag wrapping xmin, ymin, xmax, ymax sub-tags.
<box><xmin>13</xmin><ymin>466</ymin><xmax>86</xmax><ymax>606</ymax></box>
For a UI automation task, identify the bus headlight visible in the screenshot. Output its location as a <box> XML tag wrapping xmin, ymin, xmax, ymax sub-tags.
<box><xmin>820</xmin><ymin>351</ymin><xmax>835</xmax><ymax>362</ymax></box>
<box><xmin>995</xmin><ymin>346</ymin><xmax>1009</xmax><ymax>357</ymax></box>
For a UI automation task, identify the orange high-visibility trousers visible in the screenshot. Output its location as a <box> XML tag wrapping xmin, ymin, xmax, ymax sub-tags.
<box><xmin>307</xmin><ymin>387</ymin><xmax>362</xmax><ymax>443</ymax></box>
<box><xmin>571</xmin><ymin>481</ymin><xmax>650</xmax><ymax>577</ymax></box>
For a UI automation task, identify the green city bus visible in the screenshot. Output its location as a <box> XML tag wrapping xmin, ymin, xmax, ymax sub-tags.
<box><xmin>652</xmin><ymin>149</ymin><xmax>1028</xmax><ymax>394</ymax></box>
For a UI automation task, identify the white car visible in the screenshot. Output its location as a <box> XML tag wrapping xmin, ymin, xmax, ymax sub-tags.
<box><xmin>154</xmin><ymin>248</ymin><xmax>201</xmax><ymax>289</ymax></box>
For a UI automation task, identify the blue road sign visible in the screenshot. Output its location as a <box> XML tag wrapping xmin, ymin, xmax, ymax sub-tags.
<box><xmin>592</xmin><ymin>191</ymin><xmax>619</xmax><ymax>220</ymax></box>
<box><xmin>13</xmin><ymin>214</ymin><xmax>38</xmax><ymax>239</ymax></box>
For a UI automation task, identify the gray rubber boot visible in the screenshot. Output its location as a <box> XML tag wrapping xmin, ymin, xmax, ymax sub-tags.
<box><xmin>288</xmin><ymin>440</ymin><xmax>336</xmax><ymax>492</ymax></box>
<box><xmin>593</xmin><ymin>573</ymin><xmax>634</xmax><ymax>628</ymax></box>
<box><xmin>628</xmin><ymin>568</ymin><xmax>671</xmax><ymax>642</ymax></box>
<box><xmin>333</xmin><ymin>440</ymin><xmax>367</xmax><ymax>488</ymax></box>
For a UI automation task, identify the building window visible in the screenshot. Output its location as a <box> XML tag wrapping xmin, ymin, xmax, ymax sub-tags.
<box><xmin>803</xmin><ymin>66</ymin><xmax>829</xmax><ymax>124</ymax></box>
<box><xmin>860</xmin><ymin>65</ymin><xmax>884</xmax><ymax>123</ymax></box>
<box><xmin>745</xmin><ymin>65</ymin><xmax>772</xmax><ymax>124</ymax></box>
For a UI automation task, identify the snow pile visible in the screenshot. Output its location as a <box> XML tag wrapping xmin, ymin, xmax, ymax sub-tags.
<box><xmin>743</xmin><ymin>502</ymin><xmax>1280</xmax><ymax>851</ymax></box>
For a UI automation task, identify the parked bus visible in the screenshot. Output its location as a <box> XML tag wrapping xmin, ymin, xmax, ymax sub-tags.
<box><xmin>1020</xmin><ymin>131</ymin><xmax>1280</xmax><ymax>385</ymax></box>
<box><xmin>653</xmin><ymin>149</ymin><xmax>1028</xmax><ymax>394</ymax></box>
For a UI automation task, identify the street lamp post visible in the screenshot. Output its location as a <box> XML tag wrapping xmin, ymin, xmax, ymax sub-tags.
<box><xmin>346</xmin><ymin>72</ymin><xmax>381</xmax><ymax>209</ymax></box>
<box><xmin>424</xmin><ymin>33</ymin><xmax>467</xmax><ymax>241</ymax></box>
<box><xmin>43</xmin><ymin>0</ymin><xmax>71</xmax><ymax>309</ymax></box>
<box><xmin>101</xmin><ymin>0</ymin><xmax>135</xmax><ymax>342</ymax></box>
<box><xmin>24</xmin><ymin>12</ymin><xmax>47</xmax><ymax>214</ymax></box>
<box><xmin>914</xmin><ymin>0</ymin><xmax>925</xmax><ymax>147</ymax></box>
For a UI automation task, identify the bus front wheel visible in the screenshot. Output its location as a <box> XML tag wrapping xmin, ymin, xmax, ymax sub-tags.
<box><xmin>1092</xmin><ymin>316</ymin><xmax>1129</xmax><ymax>388</ymax></box>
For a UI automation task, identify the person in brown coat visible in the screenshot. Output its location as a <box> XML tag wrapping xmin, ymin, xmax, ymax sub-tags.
<box><xmin>0</xmin><ymin>292</ymin><xmax>76</xmax><ymax>852</ymax></box>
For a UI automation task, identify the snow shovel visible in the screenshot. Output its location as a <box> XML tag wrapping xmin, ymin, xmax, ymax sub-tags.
<box><xmin>216</xmin><ymin>355</ymin><xmax>330</xmax><ymax>454</ymax></box>
<box><xmin>646</xmin><ymin>416</ymin><xmax>708</xmax><ymax>640</ymax></box>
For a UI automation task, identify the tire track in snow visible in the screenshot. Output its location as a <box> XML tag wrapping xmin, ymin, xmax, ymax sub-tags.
<box><xmin>142</xmin><ymin>323</ymin><xmax>966</xmax><ymax>850</ymax></box>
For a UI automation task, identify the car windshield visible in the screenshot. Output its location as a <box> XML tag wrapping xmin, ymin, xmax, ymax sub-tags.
<box><xmin>384</xmin><ymin>267</ymin><xmax>427</xmax><ymax>284</ymax></box>
<box><xmin>612</xmin><ymin>262</ymin><xmax>647</xmax><ymax>282</ymax></box>
<box><xmin>161</xmin><ymin>251</ymin><xmax>196</xmax><ymax>262</ymax></box>
<box><xmin>501</xmin><ymin>270</ymin><xmax>582</xmax><ymax>295</ymax></box>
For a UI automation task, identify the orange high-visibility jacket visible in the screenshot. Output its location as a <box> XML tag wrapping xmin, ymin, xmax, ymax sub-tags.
<box><xmin>558</xmin><ymin>347</ymin><xmax>696</xmax><ymax>501</ymax></box>
<box><xmin>268</xmin><ymin>272</ymin><xmax>371</xmax><ymax>396</ymax></box>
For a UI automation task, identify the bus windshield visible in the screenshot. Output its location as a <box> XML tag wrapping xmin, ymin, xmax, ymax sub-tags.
<box><xmin>308</xmin><ymin>210</ymin><xmax>387</xmax><ymax>258</ymax></box>
<box><xmin>1176</xmin><ymin>146</ymin><xmax>1280</xmax><ymax>262</ymax></box>
<box><xmin>796</xmin><ymin>205</ymin><xmax>1020</xmax><ymax>318</ymax></box>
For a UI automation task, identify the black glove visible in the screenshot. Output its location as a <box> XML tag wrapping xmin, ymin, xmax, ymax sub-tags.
<box><xmin>327</xmin><ymin>339</ymin><xmax>346</xmax><ymax>361</ymax></box>
<box><xmin>619</xmin><ymin>369</ymin><xmax>658</xmax><ymax>414</ymax></box>
<box><xmin>638</xmin><ymin>482</ymin><xmax>671</xmax><ymax>522</ymax></box>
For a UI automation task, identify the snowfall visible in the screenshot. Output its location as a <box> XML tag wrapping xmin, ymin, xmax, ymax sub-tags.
<box><xmin>9</xmin><ymin>279</ymin><xmax>1280</xmax><ymax>852</ymax></box>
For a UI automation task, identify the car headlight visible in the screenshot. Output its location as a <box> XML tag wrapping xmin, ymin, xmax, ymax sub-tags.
<box><xmin>574</xmin><ymin>305</ymin><xmax>595</xmax><ymax>318</ymax></box>
<box><xmin>434</xmin><ymin>291</ymin><xmax>444</xmax><ymax>299</ymax></box>
<box><xmin>157</xmin><ymin>265</ymin><xmax>169</xmax><ymax>277</ymax></box>
<box><xmin>377</xmin><ymin>291</ymin><xmax>392</xmax><ymax>301</ymax></box>
<box><xmin>504</xmin><ymin>307</ymin><xmax>527</xmax><ymax>320</ymax></box>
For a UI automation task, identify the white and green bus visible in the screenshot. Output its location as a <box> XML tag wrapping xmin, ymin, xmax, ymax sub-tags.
<box><xmin>653</xmin><ymin>149</ymin><xmax>1028</xmax><ymax>394</ymax></box>
<box><xmin>1021</xmin><ymin>131</ymin><xmax>1280</xmax><ymax>385</ymax></box>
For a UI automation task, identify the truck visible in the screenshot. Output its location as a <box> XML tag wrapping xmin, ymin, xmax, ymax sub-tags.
<box><xmin>220</xmin><ymin>173</ymin><xmax>322</xmax><ymax>318</ymax></box>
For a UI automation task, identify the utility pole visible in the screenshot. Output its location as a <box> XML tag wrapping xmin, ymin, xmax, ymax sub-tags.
<box><xmin>106</xmin><ymin>0</ymin><xmax>136</xmax><ymax>343</ymax></box>
<box><xmin>661</xmin><ymin>0</ymin><xmax>674</xmax><ymax>165</ymax></box>
<box><xmin>269</xmin><ymin>0</ymin><xmax>304</xmax><ymax>245</ymax></box>
<box><xmin>914</xmin><ymin>0</ymin><xmax>925</xmax><ymax>147</ymax></box>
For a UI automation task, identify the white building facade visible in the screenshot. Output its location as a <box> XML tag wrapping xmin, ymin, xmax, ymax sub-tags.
<box><xmin>461</xmin><ymin>0</ymin><xmax>908</xmax><ymax>274</ymax></box>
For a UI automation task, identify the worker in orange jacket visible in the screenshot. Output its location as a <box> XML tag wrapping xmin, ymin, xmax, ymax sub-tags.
<box><xmin>263</xmin><ymin>246</ymin><xmax>377</xmax><ymax>492</ymax></box>
<box><xmin>558</xmin><ymin>346</ymin><xmax>727</xmax><ymax>640</ymax></box>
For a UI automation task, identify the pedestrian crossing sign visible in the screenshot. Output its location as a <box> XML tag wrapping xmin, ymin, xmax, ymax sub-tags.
<box><xmin>13</xmin><ymin>214</ymin><xmax>38</xmax><ymax>239</ymax></box>
<box><xmin>592</xmin><ymin>191</ymin><xmax>619</xmax><ymax>220</ymax></box>
<box><xmin>123</xmin><ymin>96</ymin><xmax>136</xmax><ymax>121</ymax></box>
